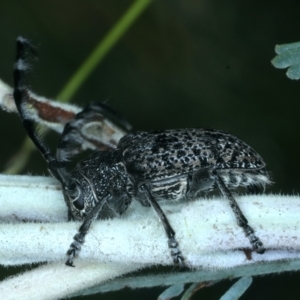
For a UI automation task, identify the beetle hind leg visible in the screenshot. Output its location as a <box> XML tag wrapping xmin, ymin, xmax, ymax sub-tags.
<box><xmin>212</xmin><ymin>169</ymin><xmax>265</xmax><ymax>254</ymax></box>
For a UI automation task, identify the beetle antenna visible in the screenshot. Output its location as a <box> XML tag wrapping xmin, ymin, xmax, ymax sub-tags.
<box><xmin>13</xmin><ymin>37</ymin><xmax>71</xmax><ymax>188</ymax></box>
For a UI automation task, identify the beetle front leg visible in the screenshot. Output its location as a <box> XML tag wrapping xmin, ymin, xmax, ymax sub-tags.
<box><xmin>140</xmin><ymin>184</ymin><xmax>186</xmax><ymax>268</ymax></box>
<box><xmin>66</xmin><ymin>193</ymin><xmax>110</xmax><ymax>267</ymax></box>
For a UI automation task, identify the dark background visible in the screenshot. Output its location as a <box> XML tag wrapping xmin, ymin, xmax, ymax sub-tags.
<box><xmin>1</xmin><ymin>0</ymin><xmax>300</xmax><ymax>299</ymax></box>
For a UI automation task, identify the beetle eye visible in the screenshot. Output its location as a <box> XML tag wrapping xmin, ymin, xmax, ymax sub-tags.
<box><xmin>138</xmin><ymin>184</ymin><xmax>146</xmax><ymax>192</ymax></box>
<box><xmin>65</xmin><ymin>185</ymin><xmax>84</xmax><ymax>210</ymax></box>
<box><xmin>73</xmin><ymin>193</ymin><xmax>84</xmax><ymax>210</ymax></box>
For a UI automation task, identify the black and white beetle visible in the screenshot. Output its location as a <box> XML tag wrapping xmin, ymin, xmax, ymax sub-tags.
<box><xmin>13</xmin><ymin>37</ymin><xmax>271</xmax><ymax>267</ymax></box>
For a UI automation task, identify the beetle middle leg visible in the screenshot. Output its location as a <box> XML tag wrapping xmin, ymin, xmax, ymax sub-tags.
<box><xmin>57</xmin><ymin>102</ymin><xmax>132</xmax><ymax>163</ymax></box>
<box><xmin>139</xmin><ymin>184</ymin><xmax>186</xmax><ymax>268</ymax></box>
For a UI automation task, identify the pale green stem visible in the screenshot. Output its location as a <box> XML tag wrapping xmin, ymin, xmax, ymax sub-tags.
<box><xmin>58</xmin><ymin>0</ymin><xmax>151</xmax><ymax>102</ymax></box>
<box><xmin>4</xmin><ymin>137</ymin><xmax>35</xmax><ymax>174</ymax></box>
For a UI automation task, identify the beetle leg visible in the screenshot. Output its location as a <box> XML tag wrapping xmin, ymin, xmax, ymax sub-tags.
<box><xmin>57</xmin><ymin>102</ymin><xmax>132</xmax><ymax>162</ymax></box>
<box><xmin>140</xmin><ymin>184</ymin><xmax>187</xmax><ymax>268</ymax></box>
<box><xmin>212</xmin><ymin>169</ymin><xmax>265</xmax><ymax>254</ymax></box>
<box><xmin>66</xmin><ymin>193</ymin><xmax>110</xmax><ymax>267</ymax></box>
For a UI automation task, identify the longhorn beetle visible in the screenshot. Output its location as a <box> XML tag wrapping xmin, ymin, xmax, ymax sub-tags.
<box><xmin>13</xmin><ymin>37</ymin><xmax>270</xmax><ymax>267</ymax></box>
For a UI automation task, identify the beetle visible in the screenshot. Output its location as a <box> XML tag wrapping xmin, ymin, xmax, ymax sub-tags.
<box><xmin>13</xmin><ymin>37</ymin><xmax>270</xmax><ymax>267</ymax></box>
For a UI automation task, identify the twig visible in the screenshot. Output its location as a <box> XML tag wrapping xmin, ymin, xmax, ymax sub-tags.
<box><xmin>0</xmin><ymin>174</ymin><xmax>300</xmax><ymax>299</ymax></box>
